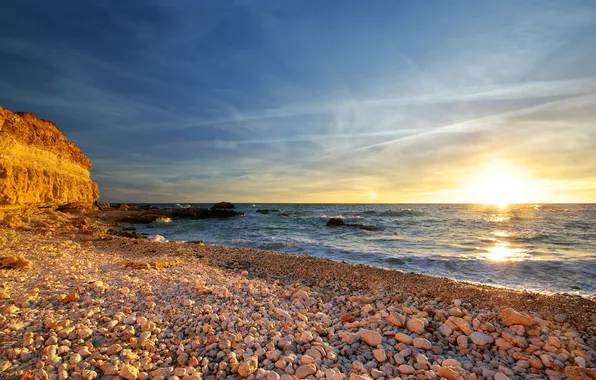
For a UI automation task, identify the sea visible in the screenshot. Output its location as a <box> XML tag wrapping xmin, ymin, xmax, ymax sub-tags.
<box><xmin>128</xmin><ymin>203</ymin><xmax>596</xmax><ymax>298</ymax></box>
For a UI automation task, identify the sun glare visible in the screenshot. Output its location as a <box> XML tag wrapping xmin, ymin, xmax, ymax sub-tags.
<box><xmin>467</xmin><ymin>162</ymin><xmax>534</xmax><ymax>206</ymax></box>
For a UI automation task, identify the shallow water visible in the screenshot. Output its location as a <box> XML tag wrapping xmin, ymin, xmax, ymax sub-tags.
<box><xmin>133</xmin><ymin>203</ymin><xmax>596</xmax><ymax>297</ymax></box>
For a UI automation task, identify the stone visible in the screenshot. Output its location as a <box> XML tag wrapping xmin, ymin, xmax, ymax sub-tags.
<box><xmin>437</xmin><ymin>367</ymin><xmax>460</xmax><ymax>380</ymax></box>
<box><xmin>119</xmin><ymin>364</ymin><xmax>139</xmax><ymax>380</ymax></box>
<box><xmin>295</xmin><ymin>364</ymin><xmax>316</xmax><ymax>379</ymax></box>
<box><xmin>268</xmin><ymin>371</ymin><xmax>281</xmax><ymax>380</ymax></box>
<box><xmin>470</xmin><ymin>332</ymin><xmax>494</xmax><ymax>346</ymax></box>
<box><xmin>500</xmin><ymin>308</ymin><xmax>534</xmax><ymax>326</ymax></box>
<box><xmin>398</xmin><ymin>365</ymin><xmax>416</xmax><ymax>374</ymax></box>
<box><xmin>413</xmin><ymin>338</ymin><xmax>432</xmax><ymax>350</ymax></box>
<box><xmin>358</xmin><ymin>329</ymin><xmax>382</xmax><ymax>346</ymax></box>
<box><xmin>406</xmin><ymin>318</ymin><xmax>426</xmax><ymax>334</ymax></box>
<box><xmin>449</xmin><ymin>316</ymin><xmax>472</xmax><ymax>335</ymax></box>
<box><xmin>394</xmin><ymin>332</ymin><xmax>414</xmax><ymax>345</ymax></box>
<box><xmin>386</xmin><ymin>312</ymin><xmax>405</xmax><ymax>327</ymax></box>
<box><xmin>565</xmin><ymin>366</ymin><xmax>592</xmax><ymax>380</ymax></box>
<box><xmin>0</xmin><ymin>256</ymin><xmax>32</xmax><ymax>270</ymax></box>
<box><xmin>494</xmin><ymin>373</ymin><xmax>511</xmax><ymax>380</ymax></box>
<box><xmin>373</xmin><ymin>349</ymin><xmax>387</xmax><ymax>362</ymax></box>
<box><xmin>442</xmin><ymin>359</ymin><xmax>460</xmax><ymax>368</ymax></box>
<box><xmin>0</xmin><ymin>106</ymin><xmax>99</xmax><ymax>211</ymax></box>
<box><xmin>438</xmin><ymin>323</ymin><xmax>452</xmax><ymax>337</ymax></box>
<box><xmin>554</xmin><ymin>314</ymin><xmax>568</xmax><ymax>323</ymax></box>
<box><xmin>238</xmin><ymin>357</ymin><xmax>258</xmax><ymax>377</ymax></box>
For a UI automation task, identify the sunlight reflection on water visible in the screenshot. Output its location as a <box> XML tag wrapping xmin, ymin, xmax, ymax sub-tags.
<box><xmin>485</xmin><ymin>243</ymin><xmax>529</xmax><ymax>261</ymax></box>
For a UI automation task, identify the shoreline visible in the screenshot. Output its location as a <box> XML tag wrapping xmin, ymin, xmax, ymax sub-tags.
<box><xmin>1</xmin><ymin>212</ymin><xmax>595</xmax><ymax>379</ymax></box>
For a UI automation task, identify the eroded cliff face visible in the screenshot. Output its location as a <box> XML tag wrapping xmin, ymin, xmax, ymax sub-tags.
<box><xmin>0</xmin><ymin>106</ymin><xmax>99</xmax><ymax>211</ymax></box>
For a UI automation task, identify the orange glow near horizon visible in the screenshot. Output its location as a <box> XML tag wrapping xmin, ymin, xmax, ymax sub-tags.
<box><xmin>465</xmin><ymin>161</ymin><xmax>538</xmax><ymax>206</ymax></box>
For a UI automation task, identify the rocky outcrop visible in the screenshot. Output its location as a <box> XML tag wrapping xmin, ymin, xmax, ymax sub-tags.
<box><xmin>326</xmin><ymin>218</ymin><xmax>377</xmax><ymax>231</ymax></box>
<box><xmin>0</xmin><ymin>106</ymin><xmax>99</xmax><ymax>211</ymax></box>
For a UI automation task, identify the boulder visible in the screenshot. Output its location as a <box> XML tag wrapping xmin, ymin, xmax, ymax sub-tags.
<box><xmin>0</xmin><ymin>106</ymin><xmax>99</xmax><ymax>211</ymax></box>
<box><xmin>0</xmin><ymin>256</ymin><xmax>32</xmax><ymax>270</ymax></box>
<box><xmin>501</xmin><ymin>308</ymin><xmax>535</xmax><ymax>326</ymax></box>
<box><xmin>211</xmin><ymin>202</ymin><xmax>236</xmax><ymax>210</ymax></box>
<box><xmin>326</xmin><ymin>218</ymin><xmax>345</xmax><ymax>226</ymax></box>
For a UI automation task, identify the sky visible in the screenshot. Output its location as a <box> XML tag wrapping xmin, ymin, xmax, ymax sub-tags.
<box><xmin>1</xmin><ymin>0</ymin><xmax>595</xmax><ymax>203</ymax></box>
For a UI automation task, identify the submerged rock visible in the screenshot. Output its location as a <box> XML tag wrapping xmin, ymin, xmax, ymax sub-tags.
<box><xmin>326</xmin><ymin>218</ymin><xmax>376</xmax><ymax>231</ymax></box>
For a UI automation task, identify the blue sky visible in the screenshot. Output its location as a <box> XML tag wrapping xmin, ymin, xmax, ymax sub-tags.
<box><xmin>1</xmin><ymin>0</ymin><xmax>595</xmax><ymax>202</ymax></box>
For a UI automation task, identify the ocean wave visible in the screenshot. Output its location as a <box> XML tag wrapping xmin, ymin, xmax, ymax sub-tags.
<box><xmin>319</xmin><ymin>215</ymin><xmax>365</xmax><ymax>220</ymax></box>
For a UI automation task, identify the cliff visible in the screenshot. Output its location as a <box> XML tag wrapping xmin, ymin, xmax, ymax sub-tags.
<box><xmin>0</xmin><ymin>106</ymin><xmax>99</xmax><ymax>211</ymax></box>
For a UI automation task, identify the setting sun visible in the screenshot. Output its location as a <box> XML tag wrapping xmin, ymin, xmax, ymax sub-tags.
<box><xmin>466</xmin><ymin>162</ymin><xmax>535</xmax><ymax>205</ymax></box>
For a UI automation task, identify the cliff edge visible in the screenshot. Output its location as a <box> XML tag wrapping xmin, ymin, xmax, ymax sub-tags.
<box><xmin>0</xmin><ymin>106</ymin><xmax>99</xmax><ymax>211</ymax></box>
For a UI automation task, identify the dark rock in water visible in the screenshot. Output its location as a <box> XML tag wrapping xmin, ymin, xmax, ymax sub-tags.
<box><xmin>326</xmin><ymin>218</ymin><xmax>376</xmax><ymax>231</ymax></box>
<box><xmin>187</xmin><ymin>240</ymin><xmax>204</xmax><ymax>245</ymax></box>
<box><xmin>116</xmin><ymin>213</ymin><xmax>166</xmax><ymax>224</ymax></box>
<box><xmin>279</xmin><ymin>213</ymin><xmax>290</xmax><ymax>217</ymax></box>
<box><xmin>122</xmin><ymin>226</ymin><xmax>136</xmax><ymax>231</ymax></box>
<box><xmin>138</xmin><ymin>205</ymin><xmax>160</xmax><ymax>210</ymax></box>
<box><xmin>257</xmin><ymin>209</ymin><xmax>281</xmax><ymax>214</ymax></box>
<box><xmin>211</xmin><ymin>202</ymin><xmax>235</xmax><ymax>210</ymax></box>
<box><xmin>171</xmin><ymin>206</ymin><xmax>243</xmax><ymax>219</ymax></box>
<box><xmin>326</xmin><ymin>218</ymin><xmax>345</xmax><ymax>226</ymax></box>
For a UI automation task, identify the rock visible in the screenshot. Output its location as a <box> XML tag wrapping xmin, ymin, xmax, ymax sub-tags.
<box><xmin>76</xmin><ymin>327</ymin><xmax>93</xmax><ymax>339</ymax></box>
<box><xmin>470</xmin><ymin>332</ymin><xmax>494</xmax><ymax>346</ymax></box>
<box><xmin>406</xmin><ymin>318</ymin><xmax>426</xmax><ymax>334</ymax></box>
<box><xmin>150</xmin><ymin>234</ymin><xmax>167</xmax><ymax>243</ymax></box>
<box><xmin>386</xmin><ymin>312</ymin><xmax>406</xmax><ymax>327</ymax></box>
<box><xmin>394</xmin><ymin>332</ymin><xmax>414</xmax><ymax>345</ymax></box>
<box><xmin>295</xmin><ymin>364</ymin><xmax>317</xmax><ymax>379</ymax></box>
<box><xmin>494</xmin><ymin>373</ymin><xmax>511</xmax><ymax>380</ymax></box>
<box><xmin>437</xmin><ymin>367</ymin><xmax>461</xmax><ymax>380</ymax></box>
<box><xmin>398</xmin><ymin>365</ymin><xmax>416</xmax><ymax>374</ymax></box>
<box><xmin>62</xmin><ymin>293</ymin><xmax>80</xmax><ymax>303</ymax></box>
<box><xmin>0</xmin><ymin>256</ymin><xmax>32</xmax><ymax>270</ymax></box>
<box><xmin>438</xmin><ymin>323</ymin><xmax>452</xmax><ymax>337</ymax></box>
<box><xmin>326</xmin><ymin>218</ymin><xmax>345</xmax><ymax>226</ymax></box>
<box><xmin>0</xmin><ymin>106</ymin><xmax>99</xmax><ymax>211</ymax></box>
<box><xmin>119</xmin><ymin>364</ymin><xmax>139</xmax><ymax>380</ymax></box>
<box><xmin>554</xmin><ymin>313</ymin><xmax>568</xmax><ymax>323</ymax></box>
<box><xmin>565</xmin><ymin>366</ymin><xmax>592</xmax><ymax>380</ymax></box>
<box><xmin>500</xmin><ymin>307</ymin><xmax>534</xmax><ymax>326</ymax></box>
<box><xmin>449</xmin><ymin>316</ymin><xmax>473</xmax><ymax>335</ymax></box>
<box><xmin>373</xmin><ymin>349</ymin><xmax>387</xmax><ymax>362</ymax></box>
<box><xmin>358</xmin><ymin>329</ymin><xmax>382</xmax><ymax>346</ymax></box>
<box><xmin>211</xmin><ymin>202</ymin><xmax>236</xmax><ymax>210</ymax></box>
<box><xmin>442</xmin><ymin>359</ymin><xmax>461</xmax><ymax>368</ymax></box>
<box><xmin>325</xmin><ymin>368</ymin><xmax>342</xmax><ymax>380</ymax></box>
<box><xmin>413</xmin><ymin>338</ymin><xmax>432</xmax><ymax>350</ymax></box>
<box><xmin>238</xmin><ymin>357</ymin><xmax>258</xmax><ymax>377</ymax></box>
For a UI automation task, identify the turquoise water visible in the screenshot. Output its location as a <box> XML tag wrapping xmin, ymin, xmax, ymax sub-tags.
<box><xmin>131</xmin><ymin>204</ymin><xmax>596</xmax><ymax>297</ymax></box>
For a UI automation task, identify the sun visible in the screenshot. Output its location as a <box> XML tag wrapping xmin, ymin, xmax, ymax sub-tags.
<box><xmin>466</xmin><ymin>162</ymin><xmax>533</xmax><ymax>206</ymax></box>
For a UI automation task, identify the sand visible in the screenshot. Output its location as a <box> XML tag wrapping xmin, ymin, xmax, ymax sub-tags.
<box><xmin>0</xmin><ymin>211</ymin><xmax>594</xmax><ymax>379</ymax></box>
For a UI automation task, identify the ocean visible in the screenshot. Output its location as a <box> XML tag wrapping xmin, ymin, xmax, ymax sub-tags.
<box><xmin>129</xmin><ymin>203</ymin><xmax>596</xmax><ymax>298</ymax></box>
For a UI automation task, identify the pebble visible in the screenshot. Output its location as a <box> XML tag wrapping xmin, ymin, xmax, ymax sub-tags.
<box><xmin>413</xmin><ymin>338</ymin><xmax>432</xmax><ymax>350</ymax></box>
<box><xmin>0</xmin><ymin>220</ymin><xmax>593</xmax><ymax>380</ymax></box>
<box><xmin>398</xmin><ymin>364</ymin><xmax>416</xmax><ymax>374</ymax></box>
<box><xmin>406</xmin><ymin>317</ymin><xmax>426</xmax><ymax>334</ymax></box>
<box><xmin>470</xmin><ymin>332</ymin><xmax>494</xmax><ymax>346</ymax></box>
<box><xmin>358</xmin><ymin>329</ymin><xmax>382</xmax><ymax>347</ymax></box>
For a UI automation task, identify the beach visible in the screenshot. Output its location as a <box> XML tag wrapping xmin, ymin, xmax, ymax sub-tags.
<box><xmin>1</xmin><ymin>212</ymin><xmax>595</xmax><ymax>380</ymax></box>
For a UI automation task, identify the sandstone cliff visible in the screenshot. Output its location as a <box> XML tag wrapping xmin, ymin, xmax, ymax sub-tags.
<box><xmin>0</xmin><ymin>106</ymin><xmax>99</xmax><ymax>211</ymax></box>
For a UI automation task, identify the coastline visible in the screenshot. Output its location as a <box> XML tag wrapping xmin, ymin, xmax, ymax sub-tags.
<box><xmin>1</xmin><ymin>213</ymin><xmax>595</xmax><ymax>379</ymax></box>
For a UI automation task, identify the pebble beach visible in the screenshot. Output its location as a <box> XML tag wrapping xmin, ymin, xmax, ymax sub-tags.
<box><xmin>1</xmin><ymin>212</ymin><xmax>595</xmax><ymax>380</ymax></box>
